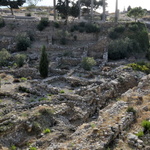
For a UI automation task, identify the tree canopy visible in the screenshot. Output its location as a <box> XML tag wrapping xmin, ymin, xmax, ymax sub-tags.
<box><xmin>127</xmin><ymin>7</ymin><xmax>146</xmax><ymax>22</ymax></box>
<box><xmin>0</xmin><ymin>0</ymin><xmax>25</xmax><ymax>15</ymax></box>
<box><xmin>56</xmin><ymin>0</ymin><xmax>79</xmax><ymax>23</ymax></box>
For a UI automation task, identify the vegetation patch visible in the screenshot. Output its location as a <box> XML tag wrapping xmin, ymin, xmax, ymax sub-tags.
<box><xmin>127</xmin><ymin>62</ymin><xmax>150</xmax><ymax>74</ymax></box>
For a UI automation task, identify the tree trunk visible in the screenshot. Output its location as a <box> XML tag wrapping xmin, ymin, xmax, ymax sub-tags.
<box><xmin>10</xmin><ymin>7</ymin><xmax>14</xmax><ymax>15</ymax></box>
<box><xmin>53</xmin><ymin>0</ymin><xmax>56</xmax><ymax>20</ymax></box>
<box><xmin>91</xmin><ymin>0</ymin><xmax>94</xmax><ymax>21</ymax></box>
<box><xmin>78</xmin><ymin>0</ymin><xmax>81</xmax><ymax>20</ymax></box>
<box><xmin>102</xmin><ymin>0</ymin><xmax>106</xmax><ymax>22</ymax></box>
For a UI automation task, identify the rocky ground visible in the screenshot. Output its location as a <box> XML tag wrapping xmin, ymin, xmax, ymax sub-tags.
<box><xmin>0</xmin><ymin>16</ymin><xmax>150</xmax><ymax>150</ymax></box>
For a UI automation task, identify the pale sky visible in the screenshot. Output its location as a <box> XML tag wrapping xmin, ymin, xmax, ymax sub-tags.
<box><xmin>28</xmin><ymin>0</ymin><xmax>150</xmax><ymax>13</ymax></box>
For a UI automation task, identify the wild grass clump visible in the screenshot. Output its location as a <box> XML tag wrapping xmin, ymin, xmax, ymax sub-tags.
<box><xmin>43</xmin><ymin>128</ymin><xmax>51</xmax><ymax>134</ymax></box>
<box><xmin>136</xmin><ymin>131</ymin><xmax>144</xmax><ymax>138</ymax></box>
<box><xmin>126</xmin><ymin>107</ymin><xmax>136</xmax><ymax>115</ymax></box>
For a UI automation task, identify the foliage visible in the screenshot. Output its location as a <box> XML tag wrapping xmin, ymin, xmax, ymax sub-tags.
<box><xmin>114</xmin><ymin>25</ymin><xmax>125</xmax><ymax>33</ymax></box>
<box><xmin>37</xmin><ymin>17</ymin><xmax>49</xmax><ymax>31</ymax></box>
<box><xmin>81</xmin><ymin>57</ymin><xmax>96</xmax><ymax>71</ymax></box>
<box><xmin>25</xmin><ymin>12</ymin><xmax>32</xmax><ymax>16</ymax></box>
<box><xmin>127</xmin><ymin>62</ymin><xmax>150</xmax><ymax>74</ymax></box>
<box><xmin>29</xmin><ymin>147</ymin><xmax>37</xmax><ymax>150</ymax></box>
<box><xmin>108</xmin><ymin>28</ymin><xmax>119</xmax><ymax>39</ymax></box>
<box><xmin>56</xmin><ymin>0</ymin><xmax>79</xmax><ymax>23</ymax></box>
<box><xmin>85</xmin><ymin>23</ymin><xmax>100</xmax><ymax>33</ymax></box>
<box><xmin>60</xmin><ymin>90</ymin><xmax>65</xmax><ymax>93</ymax></box>
<box><xmin>0</xmin><ymin>48</ymin><xmax>11</xmax><ymax>67</ymax></box>
<box><xmin>126</xmin><ymin>107</ymin><xmax>136</xmax><ymax>115</ymax></box>
<box><xmin>14</xmin><ymin>54</ymin><xmax>26</xmax><ymax>67</ymax></box>
<box><xmin>53</xmin><ymin>21</ymin><xmax>60</xmax><ymax>28</ymax></box>
<box><xmin>108</xmin><ymin>38</ymin><xmax>140</xmax><ymax>60</ymax></box>
<box><xmin>136</xmin><ymin>131</ymin><xmax>144</xmax><ymax>138</ymax></box>
<box><xmin>43</xmin><ymin>128</ymin><xmax>51</xmax><ymax>134</ymax></box>
<box><xmin>39</xmin><ymin>45</ymin><xmax>49</xmax><ymax>78</ymax></box>
<box><xmin>16</xmin><ymin>34</ymin><xmax>31</xmax><ymax>51</ymax></box>
<box><xmin>0</xmin><ymin>17</ymin><xmax>5</xmax><ymax>28</ymax></box>
<box><xmin>127</xmin><ymin>7</ymin><xmax>146</xmax><ymax>22</ymax></box>
<box><xmin>60</xmin><ymin>37</ymin><xmax>67</xmax><ymax>45</ymax></box>
<box><xmin>10</xmin><ymin>145</ymin><xmax>17</xmax><ymax>150</ymax></box>
<box><xmin>142</xmin><ymin>120</ymin><xmax>150</xmax><ymax>133</ymax></box>
<box><xmin>80</xmin><ymin>0</ymin><xmax>103</xmax><ymax>11</ymax></box>
<box><xmin>20</xmin><ymin>77</ymin><xmax>27</xmax><ymax>82</ymax></box>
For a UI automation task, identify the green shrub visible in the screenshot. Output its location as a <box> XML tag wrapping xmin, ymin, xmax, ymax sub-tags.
<box><xmin>85</xmin><ymin>23</ymin><xmax>100</xmax><ymax>33</ymax></box>
<box><xmin>108</xmin><ymin>28</ymin><xmax>119</xmax><ymax>39</ymax></box>
<box><xmin>60</xmin><ymin>90</ymin><xmax>65</xmax><ymax>93</ymax></box>
<box><xmin>60</xmin><ymin>37</ymin><xmax>67</xmax><ymax>45</ymax></box>
<box><xmin>39</xmin><ymin>45</ymin><xmax>49</xmax><ymax>78</ymax></box>
<box><xmin>0</xmin><ymin>17</ymin><xmax>5</xmax><ymax>28</ymax></box>
<box><xmin>114</xmin><ymin>25</ymin><xmax>125</xmax><ymax>33</ymax></box>
<box><xmin>81</xmin><ymin>57</ymin><xmax>96</xmax><ymax>71</ymax></box>
<box><xmin>0</xmin><ymin>48</ymin><xmax>11</xmax><ymax>67</ymax></box>
<box><xmin>79</xmin><ymin>22</ymin><xmax>86</xmax><ymax>27</ymax></box>
<box><xmin>37</xmin><ymin>17</ymin><xmax>49</xmax><ymax>31</ymax></box>
<box><xmin>10</xmin><ymin>145</ymin><xmax>17</xmax><ymax>150</ymax></box>
<box><xmin>25</xmin><ymin>12</ymin><xmax>31</xmax><ymax>16</ymax></box>
<box><xmin>14</xmin><ymin>54</ymin><xmax>26</xmax><ymax>67</ymax></box>
<box><xmin>29</xmin><ymin>147</ymin><xmax>37</xmax><ymax>150</ymax></box>
<box><xmin>20</xmin><ymin>77</ymin><xmax>27</xmax><ymax>82</ymax></box>
<box><xmin>127</xmin><ymin>62</ymin><xmax>150</xmax><ymax>74</ymax></box>
<box><xmin>43</xmin><ymin>128</ymin><xmax>51</xmax><ymax>134</ymax></box>
<box><xmin>27</xmin><ymin>30</ymin><xmax>35</xmax><ymax>41</ymax></box>
<box><xmin>142</xmin><ymin>120</ymin><xmax>150</xmax><ymax>133</ymax></box>
<box><xmin>129</xmin><ymin>23</ymin><xmax>139</xmax><ymax>31</ymax></box>
<box><xmin>136</xmin><ymin>131</ymin><xmax>144</xmax><ymax>138</ymax></box>
<box><xmin>16</xmin><ymin>34</ymin><xmax>31</xmax><ymax>51</ymax></box>
<box><xmin>54</xmin><ymin>21</ymin><xmax>60</xmax><ymax>28</ymax></box>
<box><xmin>126</xmin><ymin>107</ymin><xmax>136</xmax><ymax>115</ymax></box>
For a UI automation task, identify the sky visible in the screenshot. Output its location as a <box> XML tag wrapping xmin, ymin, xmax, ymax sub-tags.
<box><xmin>26</xmin><ymin>0</ymin><xmax>150</xmax><ymax>13</ymax></box>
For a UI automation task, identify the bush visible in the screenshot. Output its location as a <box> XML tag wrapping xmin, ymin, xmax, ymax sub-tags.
<box><xmin>0</xmin><ymin>48</ymin><xmax>11</xmax><ymax>67</ymax></box>
<box><xmin>16</xmin><ymin>34</ymin><xmax>31</xmax><ymax>51</ymax></box>
<box><xmin>85</xmin><ymin>23</ymin><xmax>100</xmax><ymax>33</ymax></box>
<box><xmin>60</xmin><ymin>37</ymin><xmax>67</xmax><ymax>45</ymax></box>
<box><xmin>14</xmin><ymin>54</ymin><xmax>26</xmax><ymax>67</ymax></box>
<box><xmin>114</xmin><ymin>25</ymin><xmax>125</xmax><ymax>33</ymax></box>
<box><xmin>37</xmin><ymin>17</ymin><xmax>49</xmax><ymax>31</ymax></box>
<box><xmin>127</xmin><ymin>62</ymin><xmax>150</xmax><ymax>74</ymax></box>
<box><xmin>79</xmin><ymin>22</ymin><xmax>86</xmax><ymax>27</ymax></box>
<box><xmin>27</xmin><ymin>30</ymin><xmax>35</xmax><ymax>41</ymax></box>
<box><xmin>39</xmin><ymin>46</ymin><xmax>49</xmax><ymax>78</ymax></box>
<box><xmin>126</xmin><ymin>107</ymin><xmax>136</xmax><ymax>115</ymax></box>
<box><xmin>43</xmin><ymin>128</ymin><xmax>51</xmax><ymax>134</ymax></box>
<box><xmin>142</xmin><ymin>120</ymin><xmax>150</xmax><ymax>133</ymax></box>
<box><xmin>81</xmin><ymin>57</ymin><xmax>96</xmax><ymax>71</ymax></box>
<box><xmin>25</xmin><ymin>12</ymin><xmax>31</xmax><ymax>16</ymax></box>
<box><xmin>129</xmin><ymin>23</ymin><xmax>139</xmax><ymax>31</ymax></box>
<box><xmin>53</xmin><ymin>21</ymin><xmax>60</xmax><ymax>28</ymax></box>
<box><xmin>0</xmin><ymin>17</ymin><xmax>5</xmax><ymax>28</ymax></box>
<box><xmin>29</xmin><ymin>147</ymin><xmax>37</xmax><ymax>150</ymax></box>
<box><xmin>10</xmin><ymin>145</ymin><xmax>17</xmax><ymax>150</ymax></box>
<box><xmin>136</xmin><ymin>131</ymin><xmax>144</xmax><ymax>138</ymax></box>
<box><xmin>108</xmin><ymin>28</ymin><xmax>119</xmax><ymax>39</ymax></box>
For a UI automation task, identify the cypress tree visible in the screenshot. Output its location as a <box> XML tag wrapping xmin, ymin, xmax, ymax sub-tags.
<box><xmin>39</xmin><ymin>45</ymin><xmax>49</xmax><ymax>78</ymax></box>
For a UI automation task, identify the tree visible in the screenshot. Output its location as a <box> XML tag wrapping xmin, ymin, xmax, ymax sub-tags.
<box><xmin>127</xmin><ymin>7</ymin><xmax>146</xmax><ymax>22</ymax></box>
<box><xmin>56</xmin><ymin>0</ymin><xmax>79</xmax><ymax>23</ymax></box>
<box><xmin>0</xmin><ymin>0</ymin><xmax>25</xmax><ymax>15</ymax></box>
<box><xmin>80</xmin><ymin>0</ymin><xmax>103</xmax><ymax>12</ymax></box>
<box><xmin>39</xmin><ymin>46</ymin><xmax>49</xmax><ymax>78</ymax></box>
<box><xmin>127</xmin><ymin>5</ymin><xmax>131</xmax><ymax>12</ymax></box>
<box><xmin>26</xmin><ymin>0</ymin><xmax>42</xmax><ymax>6</ymax></box>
